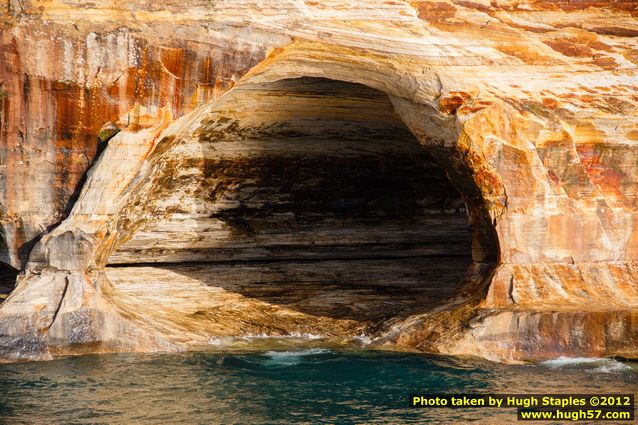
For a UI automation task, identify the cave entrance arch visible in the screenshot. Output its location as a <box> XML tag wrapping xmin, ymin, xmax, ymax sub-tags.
<box><xmin>105</xmin><ymin>76</ymin><xmax>498</xmax><ymax>339</ymax></box>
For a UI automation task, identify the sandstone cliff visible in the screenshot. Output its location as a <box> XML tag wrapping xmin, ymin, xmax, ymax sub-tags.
<box><xmin>0</xmin><ymin>0</ymin><xmax>637</xmax><ymax>363</ymax></box>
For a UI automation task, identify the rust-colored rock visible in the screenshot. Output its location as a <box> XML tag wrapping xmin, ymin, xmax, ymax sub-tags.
<box><xmin>0</xmin><ymin>0</ymin><xmax>637</xmax><ymax>363</ymax></box>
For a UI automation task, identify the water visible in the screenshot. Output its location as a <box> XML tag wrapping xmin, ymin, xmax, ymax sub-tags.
<box><xmin>0</xmin><ymin>347</ymin><xmax>635</xmax><ymax>424</ymax></box>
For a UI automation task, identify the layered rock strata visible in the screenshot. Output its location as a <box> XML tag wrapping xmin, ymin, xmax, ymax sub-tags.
<box><xmin>0</xmin><ymin>0</ymin><xmax>637</xmax><ymax>363</ymax></box>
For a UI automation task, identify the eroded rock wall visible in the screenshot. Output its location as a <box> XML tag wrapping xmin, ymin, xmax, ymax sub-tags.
<box><xmin>0</xmin><ymin>0</ymin><xmax>637</xmax><ymax>362</ymax></box>
<box><xmin>0</xmin><ymin>5</ymin><xmax>278</xmax><ymax>268</ymax></box>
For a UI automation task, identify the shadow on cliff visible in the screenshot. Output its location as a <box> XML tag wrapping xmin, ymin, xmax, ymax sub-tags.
<box><xmin>0</xmin><ymin>263</ymin><xmax>18</xmax><ymax>303</ymax></box>
<box><xmin>149</xmin><ymin>254</ymin><xmax>475</xmax><ymax>327</ymax></box>
<box><xmin>127</xmin><ymin>143</ymin><xmax>477</xmax><ymax>326</ymax></box>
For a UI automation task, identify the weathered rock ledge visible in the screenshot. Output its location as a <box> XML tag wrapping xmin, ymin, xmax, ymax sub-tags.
<box><xmin>1</xmin><ymin>0</ymin><xmax>637</xmax><ymax>363</ymax></box>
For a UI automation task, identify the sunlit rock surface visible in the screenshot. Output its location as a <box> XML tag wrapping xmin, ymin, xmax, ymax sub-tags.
<box><xmin>0</xmin><ymin>0</ymin><xmax>637</xmax><ymax>363</ymax></box>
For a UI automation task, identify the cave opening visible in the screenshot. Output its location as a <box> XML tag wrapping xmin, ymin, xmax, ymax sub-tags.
<box><xmin>0</xmin><ymin>262</ymin><xmax>18</xmax><ymax>304</ymax></box>
<box><xmin>106</xmin><ymin>77</ymin><xmax>490</xmax><ymax>337</ymax></box>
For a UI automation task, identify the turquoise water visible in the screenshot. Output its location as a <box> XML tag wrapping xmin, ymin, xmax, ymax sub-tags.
<box><xmin>0</xmin><ymin>347</ymin><xmax>636</xmax><ymax>424</ymax></box>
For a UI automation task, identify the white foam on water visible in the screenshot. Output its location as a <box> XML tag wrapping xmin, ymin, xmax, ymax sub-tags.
<box><xmin>260</xmin><ymin>348</ymin><xmax>333</xmax><ymax>366</ymax></box>
<box><xmin>593</xmin><ymin>362</ymin><xmax>632</xmax><ymax>373</ymax></box>
<box><xmin>264</xmin><ymin>348</ymin><xmax>332</xmax><ymax>358</ymax></box>
<box><xmin>541</xmin><ymin>356</ymin><xmax>631</xmax><ymax>373</ymax></box>
<box><xmin>542</xmin><ymin>357</ymin><xmax>604</xmax><ymax>367</ymax></box>
<box><xmin>239</xmin><ymin>332</ymin><xmax>324</xmax><ymax>340</ymax></box>
<box><xmin>353</xmin><ymin>333</ymin><xmax>372</xmax><ymax>345</ymax></box>
<box><xmin>240</xmin><ymin>333</ymin><xmax>272</xmax><ymax>340</ymax></box>
<box><xmin>286</xmin><ymin>332</ymin><xmax>323</xmax><ymax>340</ymax></box>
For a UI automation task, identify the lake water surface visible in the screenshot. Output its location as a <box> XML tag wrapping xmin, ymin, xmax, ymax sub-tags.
<box><xmin>0</xmin><ymin>344</ymin><xmax>636</xmax><ymax>424</ymax></box>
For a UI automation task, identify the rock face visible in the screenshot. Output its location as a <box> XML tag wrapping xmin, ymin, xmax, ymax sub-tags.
<box><xmin>0</xmin><ymin>0</ymin><xmax>637</xmax><ymax>363</ymax></box>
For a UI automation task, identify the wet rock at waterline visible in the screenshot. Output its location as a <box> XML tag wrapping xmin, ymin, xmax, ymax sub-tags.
<box><xmin>0</xmin><ymin>1</ymin><xmax>637</xmax><ymax>363</ymax></box>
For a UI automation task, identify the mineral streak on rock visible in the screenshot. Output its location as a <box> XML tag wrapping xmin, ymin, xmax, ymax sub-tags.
<box><xmin>0</xmin><ymin>0</ymin><xmax>637</xmax><ymax>363</ymax></box>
